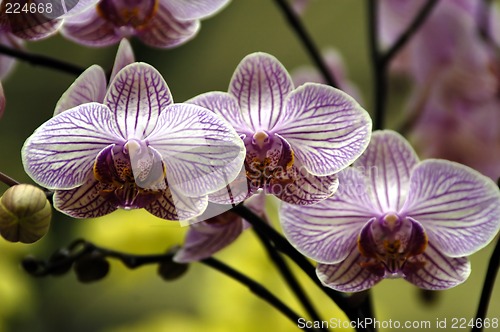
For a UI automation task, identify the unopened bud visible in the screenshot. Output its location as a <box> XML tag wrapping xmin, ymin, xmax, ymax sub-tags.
<box><xmin>74</xmin><ymin>251</ymin><xmax>110</xmax><ymax>283</ymax></box>
<box><xmin>0</xmin><ymin>184</ymin><xmax>51</xmax><ymax>243</ymax></box>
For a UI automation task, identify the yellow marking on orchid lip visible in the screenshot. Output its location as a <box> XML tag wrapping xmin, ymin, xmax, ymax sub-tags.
<box><xmin>253</xmin><ymin>131</ymin><xmax>269</xmax><ymax>149</ymax></box>
<box><xmin>383</xmin><ymin>240</ymin><xmax>401</xmax><ymax>255</ymax></box>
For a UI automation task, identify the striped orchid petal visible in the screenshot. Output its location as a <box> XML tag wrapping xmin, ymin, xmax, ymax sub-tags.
<box><xmin>276</xmin><ymin>83</ymin><xmax>372</xmax><ymax>176</ymax></box>
<box><xmin>403</xmin><ymin>242</ymin><xmax>471</xmax><ymax>290</ymax></box>
<box><xmin>229</xmin><ymin>53</ymin><xmax>293</xmax><ymax>132</ymax></box>
<box><xmin>105</xmin><ymin>63</ymin><xmax>172</xmax><ymax>139</ymax></box>
<box><xmin>187</xmin><ymin>91</ymin><xmax>252</xmax><ymax>136</ymax></box>
<box><xmin>54</xmin><ymin>65</ymin><xmax>107</xmax><ymax>116</ymax></box>
<box><xmin>137</xmin><ymin>1</ymin><xmax>199</xmax><ymax>48</ymax></box>
<box><xmin>110</xmin><ymin>38</ymin><xmax>135</xmax><ymax>83</ymax></box>
<box><xmin>163</xmin><ymin>0</ymin><xmax>230</xmax><ymax>20</ymax></box>
<box><xmin>0</xmin><ymin>34</ymin><xmax>23</xmax><ymax>79</ymax></box>
<box><xmin>280</xmin><ymin>167</ymin><xmax>375</xmax><ymax>263</ymax></box>
<box><xmin>144</xmin><ymin>184</ymin><xmax>208</xmax><ymax>221</ymax></box>
<box><xmin>402</xmin><ymin>160</ymin><xmax>500</xmax><ymax>257</ymax></box>
<box><xmin>316</xmin><ymin>245</ymin><xmax>384</xmax><ymax>292</ymax></box>
<box><xmin>356</xmin><ymin>130</ymin><xmax>419</xmax><ymax>213</ymax></box>
<box><xmin>147</xmin><ymin>103</ymin><xmax>245</xmax><ymax>197</ymax></box>
<box><xmin>174</xmin><ymin>212</ymin><xmax>244</xmax><ymax>262</ymax></box>
<box><xmin>22</xmin><ymin>103</ymin><xmax>122</xmax><ymax>189</ymax></box>
<box><xmin>53</xmin><ymin>176</ymin><xmax>117</xmax><ymax>218</ymax></box>
<box><xmin>61</xmin><ymin>10</ymin><xmax>122</xmax><ymax>47</ymax></box>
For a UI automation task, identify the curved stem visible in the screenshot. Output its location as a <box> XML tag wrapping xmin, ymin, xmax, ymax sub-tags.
<box><xmin>0</xmin><ymin>171</ymin><xmax>20</xmax><ymax>187</ymax></box>
<box><xmin>0</xmin><ymin>43</ymin><xmax>85</xmax><ymax>76</ymax></box>
<box><xmin>472</xmin><ymin>237</ymin><xmax>500</xmax><ymax>332</ymax></box>
<box><xmin>252</xmin><ymin>224</ymin><xmax>327</xmax><ymax>331</ymax></box>
<box><xmin>273</xmin><ymin>0</ymin><xmax>338</xmax><ymax>88</ymax></box>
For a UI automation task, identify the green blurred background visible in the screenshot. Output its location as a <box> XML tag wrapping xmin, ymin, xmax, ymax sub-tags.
<box><xmin>0</xmin><ymin>0</ymin><xmax>498</xmax><ymax>331</ymax></box>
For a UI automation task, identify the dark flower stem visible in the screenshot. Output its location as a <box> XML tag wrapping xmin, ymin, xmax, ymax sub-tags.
<box><xmin>26</xmin><ymin>239</ymin><xmax>315</xmax><ymax>332</ymax></box>
<box><xmin>0</xmin><ymin>43</ymin><xmax>85</xmax><ymax>76</ymax></box>
<box><xmin>366</xmin><ymin>0</ymin><xmax>439</xmax><ymax>130</ymax></box>
<box><xmin>233</xmin><ymin>204</ymin><xmax>375</xmax><ymax>332</ymax></box>
<box><xmin>0</xmin><ymin>171</ymin><xmax>20</xmax><ymax>187</ymax></box>
<box><xmin>472</xmin><ymin>238</ymin><xmax>500</xmax><ymax>332</ymax></box>
<box><xmin>251</xmin><ymin>224</ymin><xmax>327</xmax><ymax>331</ymax></box>
<box><xmin>273</xmin><ymin>0</ymin><xmax>338</xmax><ymax>88</ymax></box>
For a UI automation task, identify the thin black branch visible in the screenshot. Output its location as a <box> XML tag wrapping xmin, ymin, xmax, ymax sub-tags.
<box><xmin>201</xmin><ymin>257</ymin><xmax>316</xmax><ymax>332</ymax></box>
<box><xmin>382</xmin><ymin>0</ymin><xmax>440</xmax><ymax>65</ymax></box>
<box><xmin>472</xmin><ymin>238</ymin><xmax>500</xmax><ymax>332</ymax></box>
<box><xmin>0</xmin><ymin>171</ymin><xmax>20</xmax><ymax>187</ymax></box>
<box><xmin>273</xmin><ymin>0</ymin><xmax>338</xmax><ymax>88</ymax></box>
<box><xmin>0</xmin><ymin>43</ymin><xmax>85</xmax><ymax>76</ymax></box>
<box><xmin>232</xmin><ymin>205</ymin><xmax>375</xmax><ymax>332</ymax></box>
<box><xmin>252</xmin><ymin>224</ymin><xmax>327</xmax><ymax>331</ymax></box>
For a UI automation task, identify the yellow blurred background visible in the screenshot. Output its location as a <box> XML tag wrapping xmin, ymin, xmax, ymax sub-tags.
<box><xmin>0</xmin><ymin>0</ymin><xmax>498</xmax><ymax>331</ymax></box>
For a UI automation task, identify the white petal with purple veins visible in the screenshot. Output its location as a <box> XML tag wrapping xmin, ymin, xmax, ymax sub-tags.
<box><xmin>137</xmin><ymin>2</ymin><xmax>200</xmax><ymax>49</ymax></box>
<box><xmin>187</xmin><ymin>91</ymin><xmax>252</xmax><ymax>136</ymax></box>
<box><xmin>402</xmin><ymin>159</ymin><xmax>500</xmax><ymax>257</ymax></box>
<box><xmin>356</xmin><ymin>130</ymin><xmax>419</xmax><ymax>212</ymax></box>
<box><xmin>53</xmin><ymin>176</ymin><xmax>117</xmax><ymax>218</ymax></box>
<box><xmin>110</xmin><ymin>39</ymin><xmax>135</xmax><ymax>83</ymax></box>
<box><xmin>54</xmin><ymin>65</ymin><xmax>107</xmax><ymax>116</ymax></box>
<box><xmin>276</xmin><ymin>83</ymin><xmax>372</xmax><ymax>176</ymax></box>
<box><xmin>403</xmin><ymin>242</ymin><xmax>471</xmax><ymax>290</ymax></box>
<box><xmin>280</xmin><ymin>167</ymin><xmax>376</xmax><ymax>263</ymax></box>
<box><xmin>22</xmin><ymin>103</ymin><xmax>122</xmax><ymax>189</ymax></box>
<box><xmin>61</xmin><ymin>10</ymin><xmax>122</xmax><ymax>47</ymax></box>
<box><xmin>229</xmin><ymin>53</ymin><xmax>293</xmax><ymax>132</ymax></box>
<box><xmin>105</xmin><ymin>63</ymin><xmax>172</xmax><ymax>139</ymax></box>
<box><xmin>163</xmin><ymin>0</ymin><xmax>230</xmax><ymax>21</ymax></box>
<box><xmin>147</xmin><ymin>103</ymin><xmax>245</xmax><ymax>197</ymax></box>
<box><xmin>316</xmin><ymin>245</ymin><xmax>384</xmax><ymax>292</ymax></box>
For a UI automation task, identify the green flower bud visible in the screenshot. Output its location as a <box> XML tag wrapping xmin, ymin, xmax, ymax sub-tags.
<box><xmin>0</xmin><ymin>184</ymin><xmax>51</xmax><ymax>243</ymax></box>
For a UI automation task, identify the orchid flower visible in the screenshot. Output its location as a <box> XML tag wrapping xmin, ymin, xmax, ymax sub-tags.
<box><xmin>281</xmin><ymin>130</ymin><xmax>500</xmax><ymax>292</ymax></box>
<box><xmin>21</xmin><ymin>62</ymin><xmax>245</xmax><ymax>221</ymax></box>
<box><xmin>60</xmin><ymin>0</ymin><xmax>230</xmax><ymax>48</ymax></box>
<box><xmin>188</xmin><ymin>52</ymin><xmax>372</xmax><ymax>205</ymax></box>
<box><xmin>174</xmin><ymin>192</ymin><xmax>266</xmax><ymax>262</ymax></box>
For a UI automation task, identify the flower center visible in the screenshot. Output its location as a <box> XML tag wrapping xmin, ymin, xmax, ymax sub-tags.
<box><xmin>93</xmin><ymin>141</ymin><xmax>166</xmax><ymax>209</ymax></box>
<box><xmin>244</xmin><ymin>132</ymin><xmax>294</xmax><ymax>192</ymax></box>
<box><xmin>357</xmin><ymin>213</ymin><xmax>428</xmax><ymax>278</ymax></box>
<box><xmin>97</xmin><ymin>0</ymin><xmax>158</xmax><ymax>29</ymax></box>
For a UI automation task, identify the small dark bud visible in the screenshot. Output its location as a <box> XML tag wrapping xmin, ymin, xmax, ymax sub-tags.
<box><xmin>48</xmin><ymin>249</ymin><xmax>74</xmax><ymax>276</ymax></box>
<box><xmin>21</xmin><ymin>256</ymin><xmax>45</xmax><ymax>276</ymax></box>
<box><xmin>74</xmin><ymin>251</ymin><xmax>110</xmax><ymax>283</ymax></box>
<box><xmin>418</xmin><ymin>289</ymin><xmax>440</xmax><ymax>305</ymax></box>
<box><xmin>157</xmin><ymin>246</ymin><xmax>189</xmax><ymax>281</ymax></box>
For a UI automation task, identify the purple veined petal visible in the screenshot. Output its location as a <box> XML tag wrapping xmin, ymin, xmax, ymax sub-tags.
<box><xmin>105</xmin><ymin>62</ymin><xmax>172</xmax><ymax>139</ymax></box>
<box><xmin>316</xmin><ymin>244</ymin><xmax>384</xmax><ymax>292</ymax></box>
<box><xmin>0</xmin><ymin>82</ymin><xmax>5</xmax><ymax>120</ymax></box>
<box><xmin>43</xmin><ymin>0</ymin><xmax>101</xmax><ymax>20</ymax></box>
<box><xmin>273</xmin><ymin>163</ymin><xmax>339</xmax><ymax>205</ymax></box>
<box><xmin>162</xmin><ymin>0</ymin><xmax>230</xmax><ymax>21</ymax></box>
<box><xmin>403</xmin><ymin>242</ymin><xmax>471</xmax><ymax>290</ymax></box>
<box><xmin>229</xmin><ymin>52</ymin><xmax>293</xmax><ymax>132</ymax></box>
<box><xmin>280</xmin><ymin>167</ymin><xmax>376</xmax><ymax>263</ymax></box>
<box><xmin>109</xmin><ymin>38</ymin><xmax>135</xmax><ymax>83</ymax></box>
<box><xmin>144</xmin><ymin>183</ymin><xmax>208</xmax><ymax>221</ymax></box>
<box><xmin>136</xmin><ymin>1</ymin><xmax>200</xmax><ymax>49</ymax></box>
<box><xmin>54</xmin><ymin>65</ymin><xmax>107</xmax><ymax>116</ymax></box>
<box><xmin>207</xmin><ymin>165</ymin><xmax>252</xmax><ymax>205</ymax></box>
<box><xmin>8</xmin><ymin>13</ymin><xmax>62</xmax><ymax>41</ymax></box>
<box><xmin>401</xmin><ymin>159</ymin><xmax>500</xmax><ymax>257</ymax></box>
<box><xmin>174</xmin><ymin>210</ymin><xmax>243</xmax><ymax>263</ymax></box>
<box><xmin>21</xmin><ymin>103</ymin><xmax>123</xmax><ymax>189</ymax></box>
<box><xmin>355</xmin><ymin>130</ymin><xmax>419</xmax><ymax>213</ymax></box>
<box><xmin>275</xmin><ymin>83</ymin><xmax>372</xmax><ymax>177</ymax></box>
<box><xmin>53</xmin><ymin>175</ymin><xmax>117</xmax><ymax>218</ymax></box>
<box><xmin>147</xmin><ymin>103</ymin><xmax>245</xmax><ymax>198</ymax></box>
<box><xmin>61</xmin><ymin>9</ymin><xmax>122</xmax><ymax>47</ymax></box>
<box><xmin>187</xmin><ymin>91</ymin><xmax>252</xmax><ymax>136</ymax></box>
<box><xmin>0</xmin><ymin>34</ymin><xmax>23</xmax><ymax>79</ymax></box>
